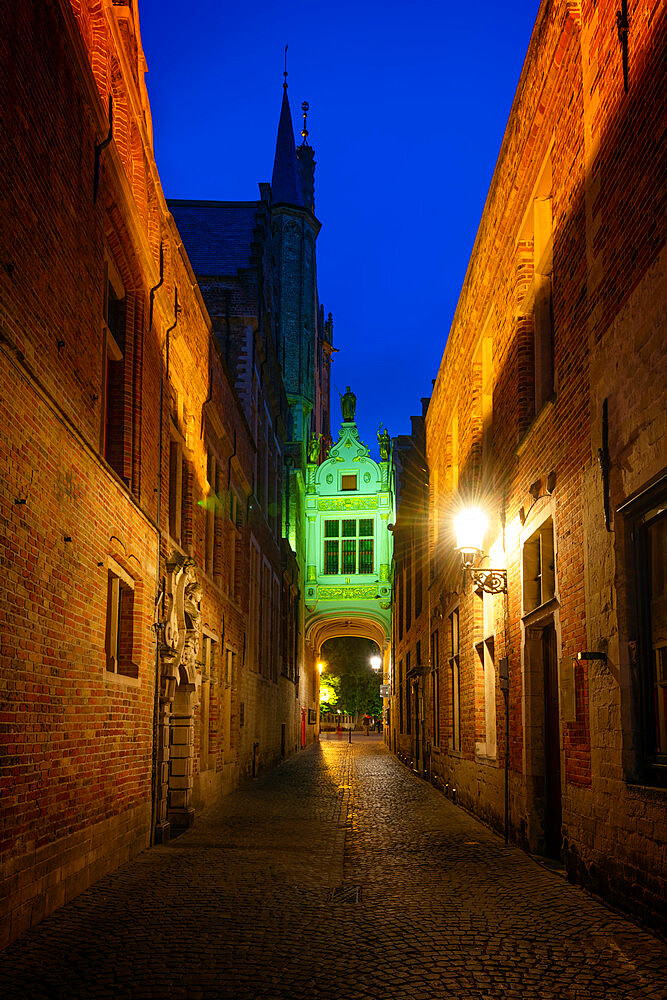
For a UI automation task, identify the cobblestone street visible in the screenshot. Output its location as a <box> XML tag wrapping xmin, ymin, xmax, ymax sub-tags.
<box><xmin>1</xmin><ymin>739</ymin><xmax>665</xmax><ymax>1000</ymax></box>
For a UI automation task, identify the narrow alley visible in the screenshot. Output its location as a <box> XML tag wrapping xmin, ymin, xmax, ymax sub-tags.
<box><xmin>1</xmin><ymin>739</ymin><xmax>665</xmax><ymax>1000</ymax></box>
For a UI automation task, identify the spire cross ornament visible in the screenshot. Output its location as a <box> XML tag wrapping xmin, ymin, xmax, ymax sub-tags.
<box><xmin>301</xmin><ymin>101</ymin><xmax>310</xmax><ymax>144</ymax></box>
<box><xmin>283</xmin><ymin>45</ymin><xmax>288</xmax><ymax>90</ymax></box>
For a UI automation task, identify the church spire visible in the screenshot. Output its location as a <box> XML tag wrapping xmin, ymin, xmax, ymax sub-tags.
<box><xmin>271</xmin><ymin>48</ymin><xmax>304</xmax><ymax>207</ymax></box>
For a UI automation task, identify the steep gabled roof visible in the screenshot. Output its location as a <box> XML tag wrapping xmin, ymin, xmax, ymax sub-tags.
<box><xmin>168</xmin><ymin>200</ymin><xmax>261</xmax><ymax>276</ymax></box>
<box><xmin>271</xmin><ymin>88</ymin><xmax>304</xmax><ymax>207</ymax></box>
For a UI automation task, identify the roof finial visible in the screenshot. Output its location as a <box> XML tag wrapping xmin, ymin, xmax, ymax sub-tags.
<box><xmin>283</xmin><ymin>44</ymin><xmax>288</xmax><ymax>91</ymax></box>
<box><xmin>300</xmin><ymin>101</ymin><xmax>309</xmax><ymax>145</ymax></box>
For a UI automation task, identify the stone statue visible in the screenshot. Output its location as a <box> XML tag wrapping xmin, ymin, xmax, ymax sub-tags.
<box><xmin>341</xmin><ymin>386</ymin><xmax>356</xmax><ymax>422</ymax></box>
<box><xmin>307</xmin><ymin>431</ymin><xmax>321</xmax><ymax>464</ymax></box>
<box><xmin>378</xmin><ymin>423</ymin><xmax>391</xmax><ymax>461</ymax></box>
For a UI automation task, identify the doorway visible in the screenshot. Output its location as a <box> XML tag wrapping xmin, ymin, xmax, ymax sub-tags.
<box><xmin>168</xmin><ymin>667</ymin><xmax>196</xmax><ymax>832</ymax></box>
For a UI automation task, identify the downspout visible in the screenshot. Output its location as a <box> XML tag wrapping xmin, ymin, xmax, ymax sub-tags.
<box><xmin>149</xmin><ymin>242</ymin><xmax>164</xmax><ymax>332</ymax></box>
<box><xmin>227</xmin><ymin>428</ymin><xmax>237</xmax><ymax>490</ymax></box>
<box><xmin>150</xmin><ymin>286</ymin><xmax>179</xmax><ymax>846</ymax></box>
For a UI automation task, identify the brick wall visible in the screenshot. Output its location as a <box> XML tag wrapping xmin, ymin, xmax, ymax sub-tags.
<box><xmin>395</xmin><ymin>0</ymin><xmax>666</xmax><ymax>929</ymax></box>
<box><xmin>0</xmin><ymin>0</ymin><xmax>321</xmax><ymax>946</ymax></box>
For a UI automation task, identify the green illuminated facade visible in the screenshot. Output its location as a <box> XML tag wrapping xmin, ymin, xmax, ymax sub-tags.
<box><xmin>304</xmin><ymin>392</ymin><xmax>394</xmax><ymax>646</ymax></box>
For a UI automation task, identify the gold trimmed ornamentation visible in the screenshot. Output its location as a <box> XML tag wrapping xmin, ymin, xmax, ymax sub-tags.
<box><xmin>318</xmin><ymin>497</ymin><xmax>378</xmax><ymax>511</ymax></box>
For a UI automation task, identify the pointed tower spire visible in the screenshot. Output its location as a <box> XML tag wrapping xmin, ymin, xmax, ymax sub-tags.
<box><xmin>271</xmin><ymin>48</ymin><xmax>304</xmax><ymax>207</ymax></box>
<box><xmin>297</xmin><ymin>100</ymin><xmax>316</xmax><ymax>211</ymax></box>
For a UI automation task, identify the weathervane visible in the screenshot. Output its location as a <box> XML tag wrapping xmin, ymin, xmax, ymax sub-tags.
<box><xmin>283</xmin><ymin>44</ymin><xmax>288</xmax><ymax>90</ymax></box>
<box><xmin>301</xmin><ymin>101</ymin><xmax>310</xmax><ymax>144</ymax></box>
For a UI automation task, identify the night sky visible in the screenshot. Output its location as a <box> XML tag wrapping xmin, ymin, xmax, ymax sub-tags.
<box><xmin>139</xmin><ymin>0</ymin><xmax>539</xmax><ymax>453</ymax></box>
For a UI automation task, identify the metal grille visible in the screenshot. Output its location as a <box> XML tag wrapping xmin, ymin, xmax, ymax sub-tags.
<box><xmin>330</xmin><ymin>885</ymin><xmax>362</xmax><ymax>904</ymax></box>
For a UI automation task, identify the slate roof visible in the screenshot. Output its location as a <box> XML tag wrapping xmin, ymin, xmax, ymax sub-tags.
<box><xmin>168</xmin><ymin>200</ymin><xmax>262</xmax><ymax>276</ymax></box>
<box><xmin>271</xmin><ymin>88</ymin><xmax>304</xmax><ymax>207</ymax></box>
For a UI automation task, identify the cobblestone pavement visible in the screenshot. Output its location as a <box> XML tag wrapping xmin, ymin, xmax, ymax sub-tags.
<box><xmin>1</xmin><ymin>739</ymin><xmax>666</xmax><ymax>1000</ymax></box>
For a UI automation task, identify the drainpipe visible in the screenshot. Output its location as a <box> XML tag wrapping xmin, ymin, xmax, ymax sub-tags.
<box><xmin>149</xmin><ymin>242</ymin><xmax>164</xmax><ymax>332</ymax></box>
<box><xmin>150</xmin><ymin>287</ymin><xmax>180</xmax><ymax>846</ymax></box>
<box><xmin>227</xmin><ymin>428</ymin><xmax>237</xmax><ymax>489</ymax></box>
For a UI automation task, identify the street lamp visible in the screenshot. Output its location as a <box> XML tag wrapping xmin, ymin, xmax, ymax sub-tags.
<box><xmin>317</xmin><ymin>661</ymin><xmax>325</xmax><ymax>675</ymax></box>
<box><xmin>453</xmin><ymin>507</ymin><xmax>507</xmax><ymax>594</ymax></box>
<box><xmin>370</xmin><ymin>655</ymin><xmax>382</xmax><ymax>672</ymax></box>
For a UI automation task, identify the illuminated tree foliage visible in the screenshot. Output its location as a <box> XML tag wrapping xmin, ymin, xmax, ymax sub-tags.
<box><xmin>319</xmin><ymin>636</ymin><xmax>382</xmax><ymax>717</ymax></box>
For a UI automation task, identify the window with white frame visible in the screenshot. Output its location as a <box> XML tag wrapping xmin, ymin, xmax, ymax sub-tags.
<box><xmin>523</xmin><ymin>517</ymin><xmax>556</xmax><ymax>614</ymax></box>
<box><xmin>105</xmin><ymin>558</ymin><xmax>137</xmax><ymax>678</ymax></box>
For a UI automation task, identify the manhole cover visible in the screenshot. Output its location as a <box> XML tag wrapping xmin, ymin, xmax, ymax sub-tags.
<box><xmin>330</xmin><ymin>884</ymin><xmax>362</xmax><ymax>903</ymax></box>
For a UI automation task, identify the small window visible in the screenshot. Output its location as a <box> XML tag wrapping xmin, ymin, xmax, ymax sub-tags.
<box><xmin>523</xmin><ymin>517</ymin><xmax>556</xmax><ymax>613</ymax></box>
<box><xmin>406</xmin><ymin>652</ymin><xmax>412</xmax><ymax>734</ymax></box>
<box><xmin>168</xmin><ymin>436</ymin><xmax>185</xmax><ymax>546</ymax></box>
<box><xmin>620</xmin><ymin>479</ymin><xmax>667</xmax><ymax>779</ymax></box>
<box><xmin>102</xmin><ymin>260</ymin><xmax>127</xmax><ymax>474</ymax></box>
<box><xmin>105</xmin><ymin>562</ymin><xmax>138</xmax><ymax>678</ymax></box>
<box><xmin>324</xmin><ymin>539</ymin><xmax>339</xmax><ymax>575</ymax></box>
<box><xmin>431</xmin><ymin>629</ymin><xmax>440</xmax><ymax>747</ymax></box>
<box><xmin>341</xmin><ymin>474</ymin><xmax>357</xmax><ymax>491</ymax></box>
<box><xmin>341</xmin><ymin>537</ymin><xmax>356</xmax><ymax>574</ymax></box>
<box><xmin>359</xmin><ymin>536</ymin><xmax>373</xmax><ymax>573</ymax></box>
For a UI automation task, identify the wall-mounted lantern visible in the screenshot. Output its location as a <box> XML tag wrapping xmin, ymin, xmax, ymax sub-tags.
<box><xmin>453</xmin><ymin>507</ymin><xmax>507</xmax><ymax>595</ymax></box>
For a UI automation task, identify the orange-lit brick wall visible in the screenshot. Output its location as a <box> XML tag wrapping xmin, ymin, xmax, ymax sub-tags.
<box><xmin>0</xmin><ymin>0</ymin><xmax>318</xmax><ymax>946</ymax></box>
<box><xmin>396</xmin><ymin>0</ymin><xmax>667</xmax><ymax>929</ymax></box>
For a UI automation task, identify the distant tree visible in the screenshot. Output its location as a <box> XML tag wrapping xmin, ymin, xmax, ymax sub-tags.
<box><xmin>319</xmin><ymin>673</ymin><xmax>341</xmax><ymax>714</ymax></box>
<box><xmin>320</xmin><ymin>636</ymin><xmax>382</xmax><ymax>717</ymax></box>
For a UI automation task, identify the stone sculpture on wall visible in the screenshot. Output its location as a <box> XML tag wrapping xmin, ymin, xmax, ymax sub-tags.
<box><xmin>155</xmin><ymin>554</ymin><xmax>202</xmax><ymax>841</ymax></box>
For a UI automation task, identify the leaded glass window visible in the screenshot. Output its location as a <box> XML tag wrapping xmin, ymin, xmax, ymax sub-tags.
<box><xmin>321</xmin><ymin>518</ymin><xmax>375</xmax><ymax>576</ymax></box>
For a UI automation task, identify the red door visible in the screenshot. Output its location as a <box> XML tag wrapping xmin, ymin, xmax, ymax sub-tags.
<box><xmin>301</xmin><ymin>707</ymin><xmax>307</xmax><ymax>748</ymax></box>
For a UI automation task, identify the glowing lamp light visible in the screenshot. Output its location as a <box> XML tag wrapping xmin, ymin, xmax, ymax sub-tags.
<box><xmin>317</xmin><ymin>661</ymin><xmax>324</xmax><ymax>675</ymax></box>
<box><xmin>453</xmin><ymin>507</ymin><xmax>507</xmax><ymax>595</ymax></box>
<box><xmin>370</xmin><ymin>655</ymin><xmax>382</xmax><ymax>672</ymax></box>
<box><xmin>453</xmin><ymin>507</ymin><xmax>488</xmax><ymax>563</ymax></box>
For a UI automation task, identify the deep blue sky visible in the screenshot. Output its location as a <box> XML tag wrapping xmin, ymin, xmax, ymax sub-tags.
<box><xmin>139</xmin><ymin>0</ymin><xmax>539</xmax><ymax>453</ymax></box>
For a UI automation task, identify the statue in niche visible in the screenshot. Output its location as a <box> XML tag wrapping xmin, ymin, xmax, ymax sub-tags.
<box><xmin>182</xmin><ymin>569</ymin><xmax>203</xmax><ymax>677</ymax></box>
<box><xmin>378</xmin><ymin>423</ymin><xmax>391</xmax><ymax>461</ymax></box>
<box><xmin>307</xmin><ymin>431</ymin><xmax>322</xmax><ymax>464</ymax></box>
<box><xmin>159</xmin><ymin>555</ymin><xmax>202</xmax><ymax>686</ymax></box>
<box><xmin>340</xmin><ymin>386</ymin><xmax>356</xmax><ymax>422</ymax></box>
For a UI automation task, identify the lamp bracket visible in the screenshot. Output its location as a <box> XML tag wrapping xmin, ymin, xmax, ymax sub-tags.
<box><xmin>469</xmin><ymin>568</ymin><xmax>508</xmax><ymax>594</ymax></box>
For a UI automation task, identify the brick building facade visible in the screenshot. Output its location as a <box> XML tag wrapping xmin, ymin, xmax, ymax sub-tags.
<box><xmin>389</xmin><ymin>0</ymin><xmax>666</xmax><ymax>928</ymax></box>
<box><xmin>1</xmin><ymin>0</ymin><xmax>327</xmax><ymax>945</ymax></box>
